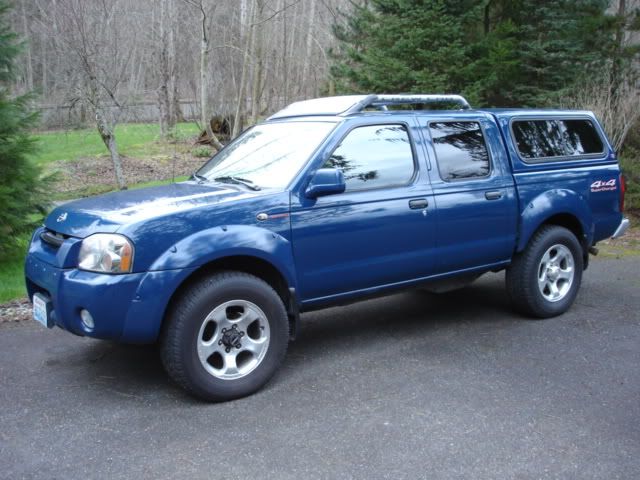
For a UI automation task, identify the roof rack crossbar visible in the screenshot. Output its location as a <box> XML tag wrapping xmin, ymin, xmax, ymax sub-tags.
<box><xmin>266</xmin><ymin>93</ymin><xmax>472</xmax><ymax>120</ymax></box>
<box><xmin>342</xmin><ymin>94</ymin><xmax>471</xmax><ymax>115</ymax></box>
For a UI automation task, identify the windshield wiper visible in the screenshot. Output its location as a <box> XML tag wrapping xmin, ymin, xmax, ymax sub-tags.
<box><xmin>191</xmin><ymin>171</ymin><xmax>208</xmax><ymax>183</ymax></box>
<box><xmin>213</xmin><ymin>176</ymin><xmax>261</xmax><ymax>191</ymax></box>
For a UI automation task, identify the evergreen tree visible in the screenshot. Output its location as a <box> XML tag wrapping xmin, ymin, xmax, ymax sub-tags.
<box><xmin>470</xmin><ymin>0</ymin><xmax>614</xmax><ymax>106</ymax></box>
<box><xmin>0</xmin><ymin>0</ymin><xmax>50</xmax><ymax>259</ymax></box>
<box><xmin>331</xmin><ymin>0</ymin><xmax>615</xmax><ymax>107</ymax></box>
<box><xmin>331</xmin><ymin>0</ymin><xmax>475</xmax><ymax>95</ymax></box>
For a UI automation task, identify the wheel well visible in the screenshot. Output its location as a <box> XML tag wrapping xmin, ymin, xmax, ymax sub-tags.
<box><xmin>541</xmin><ymin>214</ymin><xmax>584</xmax><ymax>245</ymax></box>
<box><xmin>181</xmin><ymin>255</ymin><xmax>290</xmax><ymax>305</ymax></box>
<box><xmin>161</xmin><ymin>255</ymin><xmax>295</xmax><ymax>338</ymax></box>
<box><xmin>538</xmin><ymin>213</ymin><xmax>589</xmax><ymax>268</ymax></box>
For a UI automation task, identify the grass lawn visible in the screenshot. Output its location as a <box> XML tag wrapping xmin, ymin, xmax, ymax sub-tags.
<box><xmin>30</xmin><ymin>122</ymin><xmax>200</xmax><ymax>166</ymax></box>
<box><xmin>0</xmin><ymin>258</ymin><xmax>26</xmax><ymax>303</ymax></box>
<box><xmin>0</xmin><ymin>236</ymin><xmax>30</xmax><ymax>303</ymax></box>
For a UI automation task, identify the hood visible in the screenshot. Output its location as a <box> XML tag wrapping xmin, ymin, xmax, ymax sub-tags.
<box><xmin>46</xmin><ymin>181</ymin><xmax>263</xmax><ymax>238</ymax></box>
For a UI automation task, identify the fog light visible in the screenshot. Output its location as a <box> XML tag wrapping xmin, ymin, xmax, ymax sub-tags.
<box><xmin>80</xmin><ymin>309</ymin><xmax>95</xmax><ymax>330</ymax></box>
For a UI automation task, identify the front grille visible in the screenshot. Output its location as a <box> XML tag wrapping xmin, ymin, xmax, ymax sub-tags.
<box><xmin>40</xmin><ymin>229</ymin><xmax>67</xmax><ymax>249</ymax></box>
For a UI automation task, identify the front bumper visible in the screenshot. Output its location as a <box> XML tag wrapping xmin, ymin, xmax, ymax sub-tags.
<box><xmin>24</xmin><ymin>230</ymin><xmax>196</xmax><ymax>343</ymax></box>
<box><xmin>611</xmin><ymin>217</ymin><xmax>630</xmax><ymax>239</ymax></box>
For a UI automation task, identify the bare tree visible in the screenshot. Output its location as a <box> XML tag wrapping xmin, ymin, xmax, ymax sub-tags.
<box><xmin>48</xmin><ymin>0</ymin><xmax>137</xmax><ymax>189</ymax></box>
<box><xmin>564</xmin><ymin>65</ymin><xmax>640</xmax><ymax>153</ymax></box>
<box><xmin>232</xmin><ymin>0</ymin><xmax>255</xmax><ymax>138</ymax></box>
<box><xmin>182</xmin><ymin>0</ymin><xmax>224</xmax><ymax>149</ymax></box>
<box><xmin>17</xmin><ymin>0</ymin><xmax>350</xmax><ymax>137</ymax></box>
<box><xmin>156</xmin><ymin>0</ymin><xmax>176</xmax><ymax>138</ymax></box>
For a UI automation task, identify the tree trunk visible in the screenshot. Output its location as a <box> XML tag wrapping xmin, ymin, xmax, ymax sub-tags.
<box><xmin>157</xmin><ymin>0</ymin><xmax>172</xmax><ymax>138</ymax></box>
<box><xmin>301</xmin><ymin>0</ymin><xmax>316</xmax><ymax>97</ymax></box>
<box><xmin>205</xmin><ymin>121</ymin><xmax>225</xmax><ymax>151</ymax></box>
<box><xmin>185</xmin><ymin>1</ymin><xmax>223</xmax><ymax>149</ymax></box>
<box><xmin>21</xmin><ymin>0</ymin><xmax>34</xmax><ymax>92</ymax></box>
<box><xmin>611</xmin><ymin>0</ymin><xmax>626</xmax><ymax>97</ymax></box>
<box><xmin>250</xmin><ymin>0</ymin><xmax>265</xmax><ymax>125</ymax></box>
<box><xmin>95</xmin><ymin>108</ymin><xmax>126</xmax><ymax>190</ymax></box>
<box><xmin>483</xmin><ymin>0</ymin><xmax>492</xmax><ymax>35</ymax></box>
<box><xmin>232</xmin><ymin>0</ymin><xmax>255</xmax><ymax>138</ymax></box>
<box><xmin>168</xmin><ymin>1</ymin><xmax>180</xmax><ymax>127</ymax></box>
<box><xmin>171</xmin><ymin>75</ymin><xmax>183</xmax><ymax>123</ymax></box>
<box><xmin>200</xmin><ymin>35</ymin><xmax>208</xmax><ymax>129</ymax></box>
<box><xmin>40</xmin><ymin>34</ymin><xmax>47</xmax><ymax>97</ymax></box>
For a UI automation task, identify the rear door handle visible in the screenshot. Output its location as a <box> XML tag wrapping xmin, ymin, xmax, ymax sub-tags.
<box><xmin>485</xmin><ymin>190</ymin><xmax>503</xmax><ymax>200</ymax></box>
<box><xmin>409</xmin><ymin>198</ymin><xmax>428</xmax><ymax>209</ymax></box>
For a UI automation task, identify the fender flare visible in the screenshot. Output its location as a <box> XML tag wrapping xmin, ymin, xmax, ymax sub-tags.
<box><xmin>517</xmin><ymin>189</ymin><xmax>593</xmax><ymax>252</ymax></box>
<box><xmin>148</xmin><ymin>224</ymin><xmax>297</xmax><ymax>289</ymax></box>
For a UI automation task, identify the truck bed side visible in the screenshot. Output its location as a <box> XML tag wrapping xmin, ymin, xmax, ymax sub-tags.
<box><xmin>490</xmin><ymin>110</ymin><xmax>623</xmax><ymax>253</ymax></box>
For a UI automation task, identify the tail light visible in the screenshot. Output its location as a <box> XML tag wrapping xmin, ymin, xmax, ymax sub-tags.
<box><xmin>619</xmin><ymin>173</ymin><xmax>626</xmax><ymax>213</ymax></box>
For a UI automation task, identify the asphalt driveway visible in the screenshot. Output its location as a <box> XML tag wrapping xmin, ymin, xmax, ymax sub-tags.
<box><xmin>1</xmin><ymin>257</ymin><xmax>639</xmax><ymax>480</ymax></box>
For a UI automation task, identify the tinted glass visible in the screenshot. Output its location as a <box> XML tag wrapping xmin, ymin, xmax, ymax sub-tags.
<box><xmin>198</xmin><ymin>121</ymin><xmax>335</xmax><ymax>189</ymax></box>
<box><xmin>513</xmin><ymin>119</ymin><xmax>604</xmax><ymax>160</ymax></box>
<box><xmin>430</xmin><ymin>122</ymin><xmax>490</xmax><ymax>181</ymax></box>
<box><xmin>323</xmin><ymin>124</ymin><xmax>414</xmax><ymax>191</ymax></box>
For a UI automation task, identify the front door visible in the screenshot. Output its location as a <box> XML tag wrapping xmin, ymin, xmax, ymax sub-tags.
<box><xmin>291</xmin><ymin>119</ymin><xmax>438</xmax><ymax>304</ymax></box>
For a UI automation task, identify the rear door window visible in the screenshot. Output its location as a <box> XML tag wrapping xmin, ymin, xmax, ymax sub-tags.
<box><xmin>512</xmin><ymin>119</ymin><xmax>604</xmax><ymax>161</ymax></box>
<box><xmin>429</xmin><ymin>121</ymin><xmax>491</xmax><ymax>181</ymax></box>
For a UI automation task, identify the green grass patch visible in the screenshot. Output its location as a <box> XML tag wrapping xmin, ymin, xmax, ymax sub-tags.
<box><xmin>30</xmin><ymin>122</ymin><xmax>200</xmax><ymax>166</ymax></box>
<box><xmin>0</xmin><ymin>258</ymin><xmax>27</xmax><ymax>303</ymax></box>
<box><xmin>597</xmin><ymin>239</ymin><xmax>640</xmax><ymax>258</ymax></box>
<box><xmin>0</xmin><ymin>236</ymin><xmax>30</xmax><ymax>303</ymax></box>
<box><xmin>129</xmin><ymin>176</ymin><xmax>189</xmax><ymax>190</ymax></box>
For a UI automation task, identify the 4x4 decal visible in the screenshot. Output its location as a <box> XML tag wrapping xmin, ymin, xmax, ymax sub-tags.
<box><xmin>591</xmin><ymin>179</ymin><xmax>616</xmax><ymax>192</ymax></box>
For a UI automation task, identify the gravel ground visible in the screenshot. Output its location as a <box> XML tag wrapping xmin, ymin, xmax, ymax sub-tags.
<box><xmin>0</xmin><ymin>298</ymin><xmax>30</xmax><ymax>324</ymax></box>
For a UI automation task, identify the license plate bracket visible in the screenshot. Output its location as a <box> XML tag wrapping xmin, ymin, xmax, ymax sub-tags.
<box><xmin>33</xmin><ymin>293</ymin><xmax>54</xmax><ymax>328</ymax></box>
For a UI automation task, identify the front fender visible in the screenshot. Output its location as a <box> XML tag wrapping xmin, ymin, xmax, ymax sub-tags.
<box><xmin>148</xmin><ymin>224</ymin><xmax>297</xmax><ymax>288</ymax></box>
<box><xmin>517</xmin><ymin>189</ymin><xmax>593</xmax><ymax>252</ymax></box>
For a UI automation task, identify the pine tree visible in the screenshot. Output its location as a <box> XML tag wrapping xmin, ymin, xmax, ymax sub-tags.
<box><xmin>331</xmin><ymin>0</ymin><xmax>615</xmax><ymax>107</ymax></box>
<box><xmin>0</xmin><ymin>0</ymin><xmax>50</xmax><ymax>259</ymax></box>
<box><xmin>331</xmin><ymin>0</ymin><xmax>474</xmax><ymax>94</ymax></box>
<box><xmin>471</xmin><ymin>0</ymin><xmax>614</xmax><ymax>106</ymax></box>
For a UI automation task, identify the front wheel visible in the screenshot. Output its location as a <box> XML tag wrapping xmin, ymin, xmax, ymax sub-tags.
<box><xmin>160</xmin><ymin>271</ymin><xmax>289</xmax><ymax>401</ymax></box>
<box><xmin>506</xmin><ymin>225</ymin><xmax>583</xmax><ymax>318</ymax></box>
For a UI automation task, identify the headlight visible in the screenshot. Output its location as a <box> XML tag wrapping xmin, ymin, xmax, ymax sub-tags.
<box><xmin>78</xmin><ymin>234</ymin><xmax>134</xmax><ymax>274</ymax></box>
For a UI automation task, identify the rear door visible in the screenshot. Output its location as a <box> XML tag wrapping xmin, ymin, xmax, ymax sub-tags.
<box><xmin>290</xmin><ymin>117</ymin><xmax>438</xmax><ymax>303</ymax></box>
<box><xmin>419</xmin><ymin>114</ymin><xmax>517</xmax><ymax>273</ymax></box>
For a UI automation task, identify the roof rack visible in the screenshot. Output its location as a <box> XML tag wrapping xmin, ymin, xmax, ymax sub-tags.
<box><xmin>267</xmin><ymin>94</ymin><xmax>471</xmax><ymax>120</ymax></box>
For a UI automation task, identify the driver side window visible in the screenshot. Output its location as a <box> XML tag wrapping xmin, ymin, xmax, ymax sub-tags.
<box><xmin>323</xmin><ymin>124</ymin><xmax>415</xmax><ymax>192</ymax></box>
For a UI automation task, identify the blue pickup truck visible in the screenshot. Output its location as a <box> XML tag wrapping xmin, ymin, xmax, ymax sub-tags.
<box><xmin>25</xmin><ymin>94</ymin><xmax>629</xmax><ymax>401</ymax></box>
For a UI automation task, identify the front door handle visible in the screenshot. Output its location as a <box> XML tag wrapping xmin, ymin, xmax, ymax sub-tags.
<box><xmin>409</xmin><ymin>198</ymin><xmax>428</xmax><ymax>209</ymax></box>
<box><xmin>485</xmin><ymin>190</ymin><xmax>503</xmax><ymax>200</ymax></box>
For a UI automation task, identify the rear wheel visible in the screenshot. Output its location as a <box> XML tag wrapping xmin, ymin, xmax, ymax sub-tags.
<box><xmin>160</xmin><ymin>271</ymin><xmax>289</xmax><ymax>401</ymax></box>
<box><xmin>506</xmin><ymin>225</ymin><xmax>583</xmax><ymax>318</ymax></box>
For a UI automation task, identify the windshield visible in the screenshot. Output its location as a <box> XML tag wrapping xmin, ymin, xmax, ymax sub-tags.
<box><xmin>196</xmin><ymin>121</ymin><xmax>336</xmax><ymax>190</ymax></box>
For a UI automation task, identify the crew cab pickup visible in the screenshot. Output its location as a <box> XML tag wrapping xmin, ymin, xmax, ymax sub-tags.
<box><xmin>25</xmin><ymin>94</ymin><xmax>629</xmax><ymax>401</ymax></box>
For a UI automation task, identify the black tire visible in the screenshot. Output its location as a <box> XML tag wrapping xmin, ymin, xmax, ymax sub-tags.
<box><xmin>506</xmin><ymin>225</ymin><xmax>583</xmax><ymax>318</ymax></box>
<box><xmin>160</xmin><ymin>271</ymin><xmax>289</xmax><ymax>401</ymax></box>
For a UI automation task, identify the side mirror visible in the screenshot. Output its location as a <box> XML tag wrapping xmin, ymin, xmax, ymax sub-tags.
<box><xmin>305</xmin><ymin>168</ymin><xmax>346</xmax><ymax>198</ymax></box>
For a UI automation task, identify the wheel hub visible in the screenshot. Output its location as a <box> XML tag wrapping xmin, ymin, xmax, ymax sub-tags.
<box><xmin>546</xmin><ymin>264</ymin><xmax>560</xmax><ymax>281</ymax></box>
<box><xmin>219</xmin><ymin>324</ymin><xmax>244</xmax><ymax>353</ymax></box>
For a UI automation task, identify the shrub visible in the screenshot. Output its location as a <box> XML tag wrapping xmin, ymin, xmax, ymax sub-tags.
<box><xmin>620</xmin><ymin>150</ymin><xmax>640</xmax><ymax>215</ymax></box>
<box><xmin>192</xmin><ymin>146</ymin><xmax>213</xmax><ymax>158</ymax></box>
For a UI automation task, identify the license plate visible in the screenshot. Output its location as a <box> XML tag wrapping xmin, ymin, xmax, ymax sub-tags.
<box><xmin>33</xmin><ymin>293</ymin><xmax>52</xmax><ymax>328</ymax></box>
